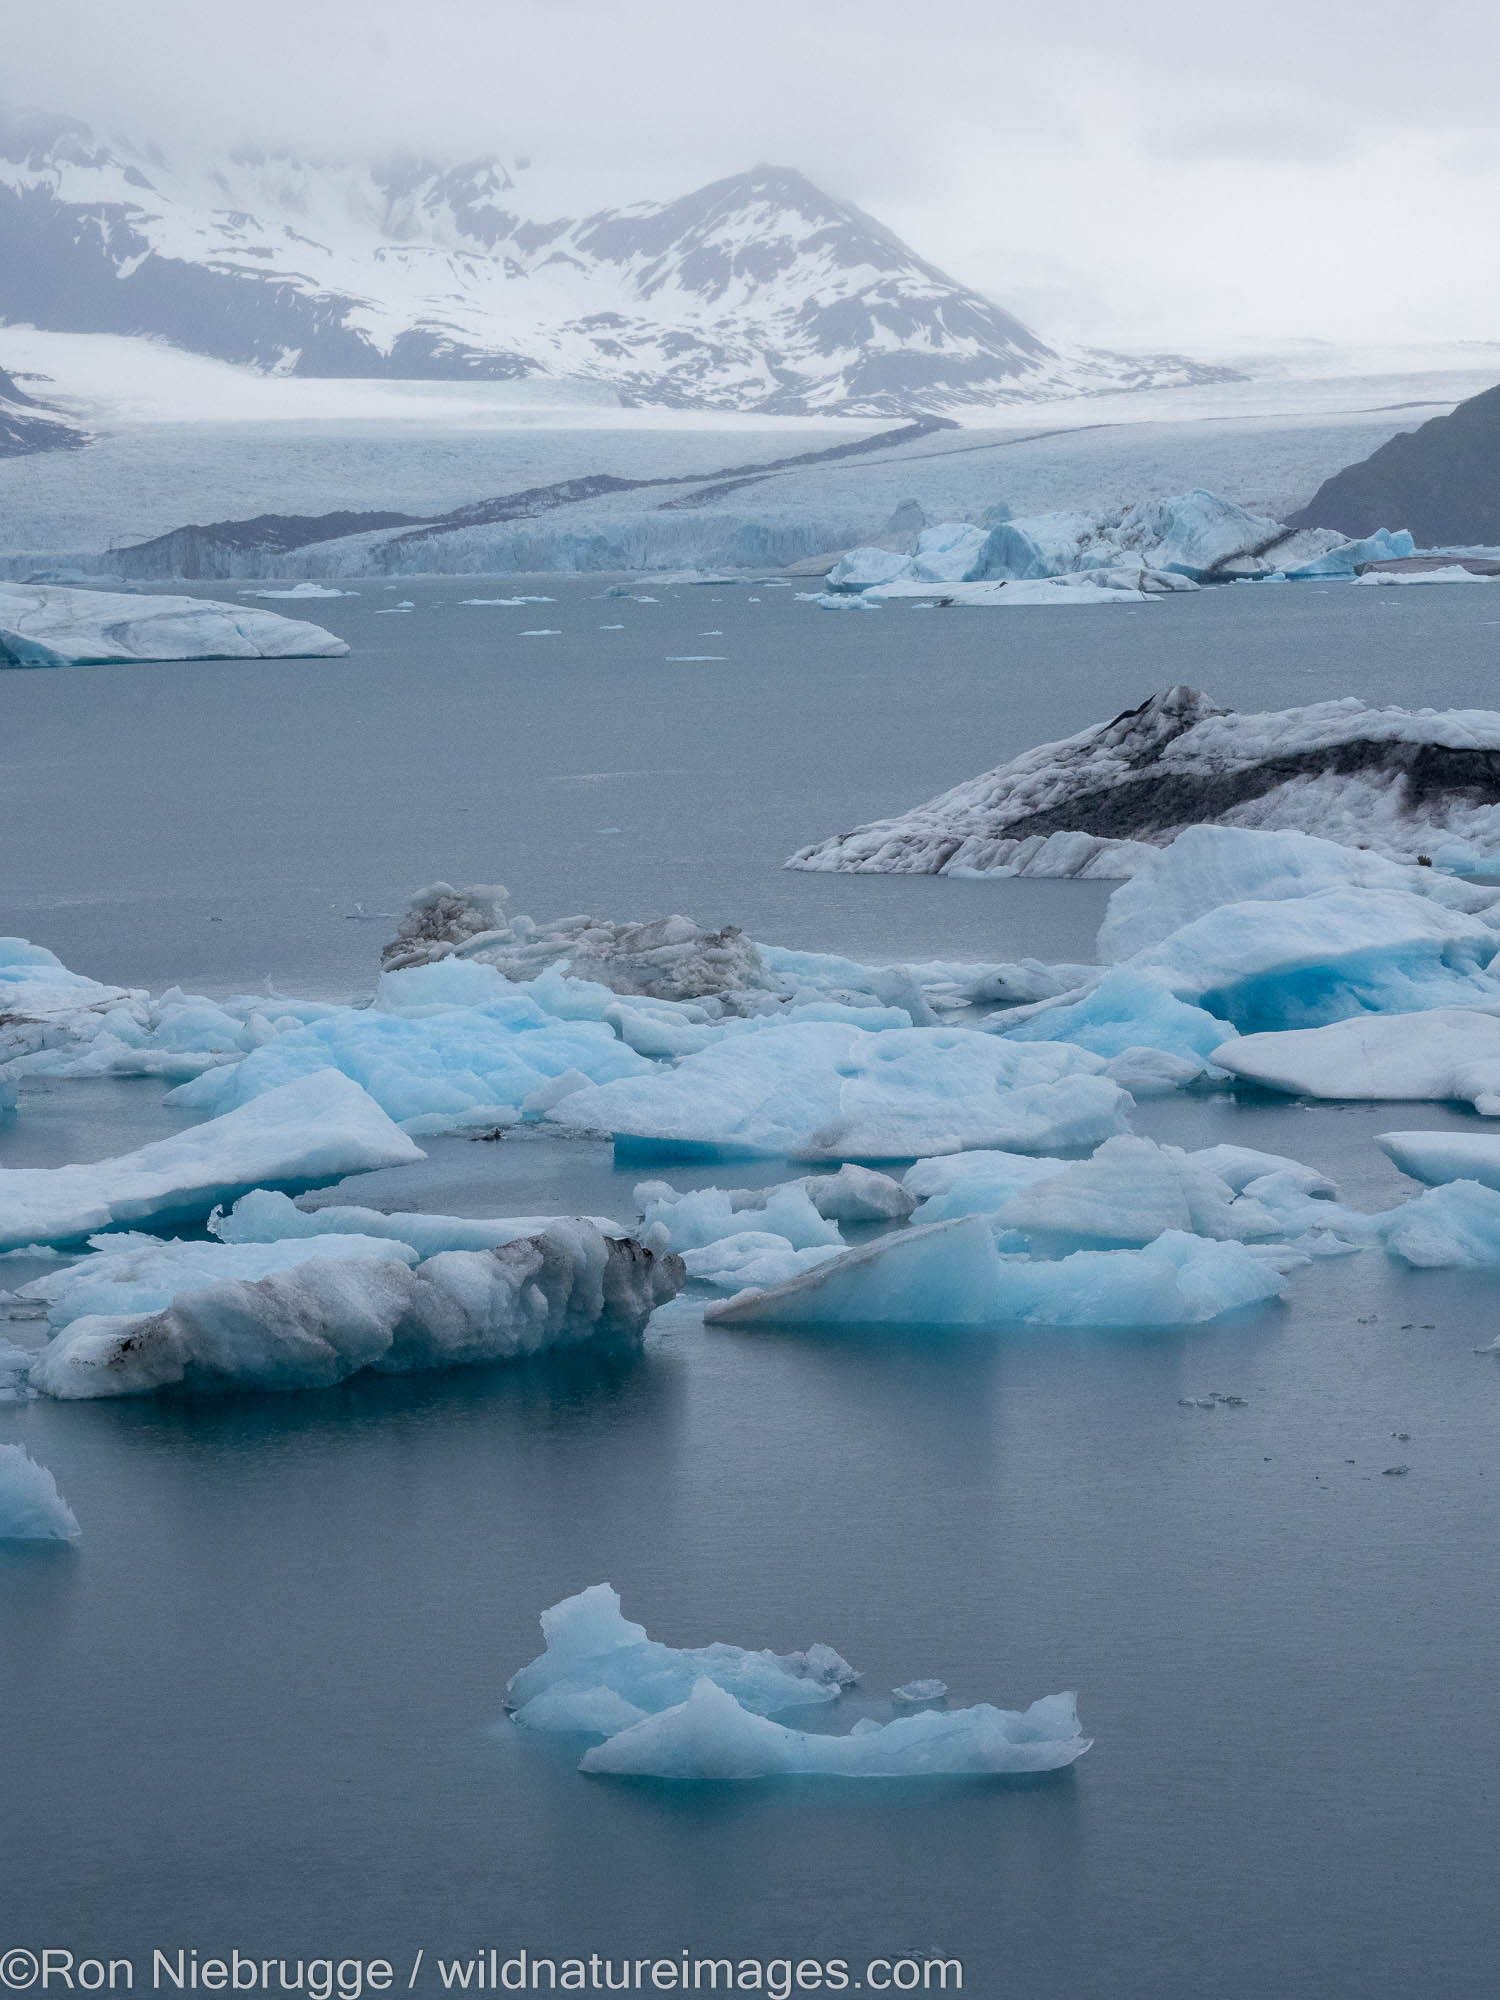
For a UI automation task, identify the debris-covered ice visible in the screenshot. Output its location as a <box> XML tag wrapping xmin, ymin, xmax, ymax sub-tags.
<box><xmin>27</xmin><ymin>1223</ymin><xmax>682</xmax><ymax>1399</ymax></box>
<box><xmin>787</xmin><ymin>688</ymin><xmax>1500</xmax><ymax>877</ymax></box>
<box><xmin>0</xmin><ymin>1443</ymin><xmax>81</xmax><ymax>1541</ymax></box>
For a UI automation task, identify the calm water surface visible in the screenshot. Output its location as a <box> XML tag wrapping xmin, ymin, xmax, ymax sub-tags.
<box><xmin>3</xmin><ymin>581</ymin><xmax>1500</xmax><ymax>1998</ymax></box>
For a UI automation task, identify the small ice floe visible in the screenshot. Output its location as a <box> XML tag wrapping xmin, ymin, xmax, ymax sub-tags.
<box><xmin>239</xmin><ymin>583</ymin><xmax>356</xmax><ymax>599</ymax></box>
<box><xmin>892</xmin><ymin>1679</ymin><xmax>948</xmax><ymax>1706</ymax></box>
<box><xmin>665</xmin><ymin>655</ymin><xmax>725</xmax><ymax>662</ymax></box>
<box><xmin>508</xmin><ymin>1584</ymin><xmax>1086</xmax><ymax>1781</ymax></box>
<box><xmin>520</xmin><ymin>629</ymin><xmax>561</xmax><ymax>636</ymax></box>
<box><xmin>461</xmin><ymin>595</ymin><xmax>555</xmax><ymax>605</ymax></box>
<box><xmin>580</xmin><ymin>1678</ymin><xmax>1089</xmax><ymax>1781</ymax></box>
<box><xmin>0</xmin><ymin>1443</ymin><xmax>80</xmax><ymax>1542</ymax></box>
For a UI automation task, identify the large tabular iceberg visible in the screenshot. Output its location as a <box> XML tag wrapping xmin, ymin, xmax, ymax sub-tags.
<box><xmin>0</xmin><ymin>583</ymin><xmax>349</xmax><ymax>665</ymax></box>
<box><xmin>0</xmin><ymin>1442</ymin><xmax>81</xmax><ymax>1541</ymax></box>
<box><xmin>0</xmin><ymin>1069</ymin><xmax>424</xmax><ymax>1251</ymax></box>
<box><xmin>27</xmin><ymin>1222</ymin><xmax>683</xmax><ymax>1399</ymax></box>
<box><xmin>786</xmin><ymin>687</ymin><xmax>1500</xmax><ymax>877</ymax></box>
<box><xmin>579</xmin><ymin>1675</ymin><xmax>1090</xmax><ymax>1780</ymax></box>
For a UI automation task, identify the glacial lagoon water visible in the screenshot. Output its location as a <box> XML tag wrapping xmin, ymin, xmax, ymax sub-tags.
<box><xmin>4</xmin><ymin>578</ymin><xmax>1500</xmax><ymax>1998</ymax></box>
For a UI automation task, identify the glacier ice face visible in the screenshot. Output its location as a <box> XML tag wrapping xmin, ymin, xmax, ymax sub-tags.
<box><xmin>1377</xmin><ymin>1130</ymin><xmax>1500</xmax><ymax>1191</ymax></box>
<box><xmin>1210</xmin><ymin>1009</ymin><xmax>1500</xmax><ymax>1112</ymax></box>
<box><xmin>0</xmin><ymin>583</ymin><xmax>348</xmax><ymax>665</ymax></box>
<box><xmin>0</xmin><ymin>1443</ymin><xmax>80</xmax><ymax>1542</ymax></box>
<box><xmin>705</xmin><ymin>1217</ymin><xmax>1300</xmax><ymax>1330</ymax></box>
<box><xmin>786</xmin><ymin>687</ymin><xmax>1500</xmax><ymax>878</ymax></box>
<box><xmin>506</xmin><ymin>1583</ymin><xmax>858</xmax><ymax>1736</ymax></box>
<box><xmin>0</xmin><ymin>1069</ymin><xmax>425</xmax><ymax>1252</ymax></box>
<box><xmin>578</xmin><ymin>1675</ymin><xmax>1091</xmax><ymax>1781</ymax></box>
<box><xmin>27</xmin><ymin>1222</ymin><xmax>682</xmax><ymax>1400</ymax></box>
<box><xmin>1096</xmin><ymin>826</ymin><xmax>1498</xmax><ymax>964</ymax></box>
<box><xmin>548</xmin><ymin>1020</ymin><xmax>1131</xmax><ymax>1162</ymax></box>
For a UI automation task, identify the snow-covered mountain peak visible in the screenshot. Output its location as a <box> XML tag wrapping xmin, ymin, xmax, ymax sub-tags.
<box><xmin>0</xmin><ymin>114</ymin><xmax>1237</xmax><ymax>413</ymax></box>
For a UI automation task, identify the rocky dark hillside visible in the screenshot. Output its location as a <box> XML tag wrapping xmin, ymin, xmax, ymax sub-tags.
<box><xmin>1289</xmin><ymin>381</ymin><xmax>1500</xmax><ymax>546</ymax></box>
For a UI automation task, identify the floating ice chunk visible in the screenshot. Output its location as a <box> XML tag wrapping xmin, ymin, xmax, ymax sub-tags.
<box><xmin>578</xmin><ymin>1676</ymin><xmax>1090</xmax><ymax>1780</ymax></box>
<box><xmin>1211</xmin><ymin>1008</ymin><xmax>1500</xmax><ymax>1111</ymax></box>
<box><xmin>0</xmin><ymin>583</ymin><xmax>349</xmax><ymax>665</ymax></box>
<box><xmin>1355</xmin><ymin>563</ymin><xmax>1489</xmax><ymax>585</ymax></box>
<box><xmin>506</xmin><ymin>1584</ymin><xmax>857</xmax><ymax>1734</ymax></box>
<box><xmin>814</xmin><ymin>592</ymin><xmax>881</xmax><ymax>610</ymax></box>
<box><xmin>1187</xmin><ymin>1145</ymin><xmax>1338</xmax><ymax>1198</ymax></box>
<box><xmin>635</xmin><ymin>1180</ymin><xmax>841</xmax><ymax>1254</ymax></box>
<box><xmin>1378</xmin><ymin>1130</ymin><xmax>1500</xmax><ymax>1190</ymax></box>
<box><xmin>1276</xmin><ymin>528</ymin><xmax>1415</xmax><ymax>579</ymax></box>
<box><xmin>892</xmin><ymin>1679</ymin><xmax>948</xmax><ymax>1705</ymax></box>
<box><xmin>1378</xmin><ymin>1180</ymin><xmax>1500</xmax><ymax>1266</ymax></box>
<box><xmin>0</xmin><ymin>1444</ymin><xmax>80</xmax><ymax>1541</ymax></box>
<box><xmin>863</xmin><ymin>577</ymin><xmax>1152</xmax><ymax>607</ymax></box>
<box><xmin>166</xmin><ymin>996</ymin><xmax>652</xmax><ymax>1128</ymax></box>
<box><xmin>988</xmin><ymin>1136</ymin><xmax>1283</xmax><ymax>1253</ymax></box>
<box><xmin>17</xmin><ymin>1231</ymin><xmax>422</xmax><ymax>1331</ymax></box>
<box><xmin>804</xmin><ymin>1165</ymin><xmax>916</xmax><ymax>1222</ymax></box>
<box><xmin>706</xmin><ymin>1218</ymin><xmax>1298</xmax><ymax>1330</ymax></box>
<box><xmin>1098</xmin><ymin>827</ymin><xmax>1497</xmax><ymax>963</ymax></box>
<box><xmin>549</xmin><ymin>1022</ymin><xmax>1129</xmax><ymax>1162</ymax></box>
<box><xmin>239</xmin><ymin>583</ymin><xmax>356</xmax><ymax>599</ymax></box>
<box><xmin>904</xmin><ymin>1150</ymin><xmax>1065</xmax><ymax>1223</ymax></box>
<box><xmin>0</xmin><ymin>1071</ymin><xmax>424</xmax><ymax>1253</ymax></box>
<box><xmin>823</xmin><ymin>547</ymin><xmax>912</xmax><ymax>591</ymax></box>
<box><xmin>999</xmin><ymin>968</ymin><xmax>1235</xmax><ymax>1069</ymax></box>
<box><xmin>683</xmin><ymin>1234</ymin><xmax>845</xmax><ymax>1289</ymax></box>
<box><xmin>907</xmin><ymin>522</ymin><xmax>990</xmax><ymax>583</ymax></box>
<box><xmin>1125</xmin><ymin>888</ymin><xmax>1500</xmax><ymax>1033</ymax></box>
<box><xmin>28</xmin><ymin>1224</ymin><xmax>682</xmax><ymax>1400</ymax></box>
<box><xmin>210</xmin><ymin>1188</ymin><xmax>618</xmax><ymax>1257</ymax></box>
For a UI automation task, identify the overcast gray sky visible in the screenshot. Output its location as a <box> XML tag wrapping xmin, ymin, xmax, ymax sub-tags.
<box><xmin>9</xmin><ymin>0</ymin><xmax>1500</xmax><ymax>348</ymax></box>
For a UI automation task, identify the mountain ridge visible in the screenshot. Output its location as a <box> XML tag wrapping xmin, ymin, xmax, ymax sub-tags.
<box><xmin>0</xmin><ymin>113</ymin><xmax>1238</xmax><ymax>416</ymax></box>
